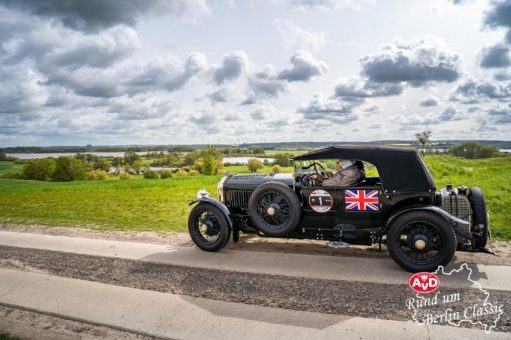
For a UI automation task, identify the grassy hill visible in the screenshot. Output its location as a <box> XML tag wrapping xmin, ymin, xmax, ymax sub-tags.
<box><xmin>0</xmin><ymin>155</ymin><xmax>509</xmax><ymax>239</ymax></box>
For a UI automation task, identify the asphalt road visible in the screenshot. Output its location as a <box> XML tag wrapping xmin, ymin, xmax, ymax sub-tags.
<box><xmin>0</xmin><ymin>231</ymin><xmax>509</xmax><ymax>339</ymax></box>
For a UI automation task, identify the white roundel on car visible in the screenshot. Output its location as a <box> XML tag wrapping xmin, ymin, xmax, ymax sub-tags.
<box><xmin>309</xmin><ymin>189</ymin><xmax>333</xmax><ymax>213</ymax></box>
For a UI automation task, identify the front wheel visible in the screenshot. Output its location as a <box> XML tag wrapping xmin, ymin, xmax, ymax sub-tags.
<box><xmin>188</xmin><ymin>204</ymin><xmax>231</xmax><ymax>251</ymax></box>
<box><xmin>386</xmin><ymin>211</ymin><xmax>456</xmax><ymax>272</ymax></box>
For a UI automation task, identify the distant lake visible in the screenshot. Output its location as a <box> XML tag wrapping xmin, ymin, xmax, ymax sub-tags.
<box><xmin>222</xmin><ymin>157</ymin><xmax>275</xmax><ymax>164</ymax></box>
<box><xmin>6</xmin><ymin>152</ymin><xmax>148</xmax><ymax>159</ymax></box>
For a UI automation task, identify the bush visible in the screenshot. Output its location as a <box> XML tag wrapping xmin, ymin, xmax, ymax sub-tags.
<box><xmin>256</xmin><ymin>168</ymin><xmax>267</xmax><ymax>174</ymax></box>
<box><xmin>188</xmin><ymin>169</ymin><xmax>199</xmax><ymax>176</ymax></box>
<box><xmin>271</xmin><ymin>164</ymin><xmax>282</xmax><ymax>173</ymax></box>
<box><xmin>448</xmin><ymin>143</ymin><xmax>500</xmax><ymax>159</ymax></box>
<box><xmin>22</xmin><ymin>158</ymin><xmax>56</xmax><ymax>181</ymax></box>
<box><xmin>273</xmin><ymin>153</ymin><xmax>293</xmax><ymax>167</ymax></box>
<box><xmin>52</xmin><ymin>157</ymin><xmax>86</xmax><ymax>181</ymax></box>
<box><xmin>247</xmin><ymin>158</ymin><xmax>264</xmax><ymax>172</ymax></box>
<box><xmin>87</xmin><ymin>170</ymin><xmax>109</xmax><ymax>180</ymax></box>
<box><xmin>0</xmin><ymin>171</ymin><xmax>22</xmax><ymax>179</ymax></box>
<box><xmin>159</xmin><ymin>170</ymin><xmax>173</xmax><ymax>179</ymax></box>
<box><xmin>174</xmin><ymin>169</ymin><xmax>188</xmax><ymax>177</ymax></box>
<box><xmin>93</xmin><ymin>159</ymin><xmax>111</xmax><ymax>171</ymax></box>
<box><xmin>119</xmin><ymin>172</ymin><xmax>131</xmax><ymax>180</ymax></box>
<box><xmin>143</xmin><ymin>170</ymin><xmax>160</xmax><ymax>179</ymax></box>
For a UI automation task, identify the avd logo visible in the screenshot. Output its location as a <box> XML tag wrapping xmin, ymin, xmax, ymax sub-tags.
<box><xmin>408</xmin><ymin>272</ymin><xmax>440</xmax><ymax>293</ymax></box>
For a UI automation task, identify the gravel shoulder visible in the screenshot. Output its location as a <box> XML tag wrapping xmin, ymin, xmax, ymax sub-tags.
<box><xmin>1</xmin><ymin>223</ymin><xmax>510</xmax><ymax>266</ymax></box>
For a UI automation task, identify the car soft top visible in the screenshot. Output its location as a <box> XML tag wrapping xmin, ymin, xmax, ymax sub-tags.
<box><xmin>293</xmin><ymin>145</ymin><xmax>436</xmax><ymax>193</ymax></box>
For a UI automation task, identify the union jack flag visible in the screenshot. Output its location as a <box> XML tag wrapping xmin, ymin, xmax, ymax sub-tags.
<box><xmin>344</xmin><ymin>189</ymin><xmax>380</xmax><ymax>211</ymax></box>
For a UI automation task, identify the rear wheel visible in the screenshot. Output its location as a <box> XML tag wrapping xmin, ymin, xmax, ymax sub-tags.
<box><xmin>469</xmin><ymin>187</ymin><xmax>488</xmax><ymax>248</ymax></box>
<box><xmin>188</xmin><ymin>204</ymin><xmax>231</xmax><ymax>251</ymax></box>
<box><xmin>387</xmin><ymin>211</ymin><xmax>456</xmax><ymax>272</ymax></box>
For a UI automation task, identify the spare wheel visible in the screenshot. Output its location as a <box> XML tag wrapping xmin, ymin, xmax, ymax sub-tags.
<box><xmin>248</xmin><ymin>182</ymin><xmax>301</xmax><ymax>236</ymax></box>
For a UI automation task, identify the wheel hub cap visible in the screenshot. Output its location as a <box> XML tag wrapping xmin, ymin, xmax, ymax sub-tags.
<box><xmin>415</xmin><ymin>239</ymin><xmax>426</xmax><ymax>250</ymax></box>
<box><xmin>267</xmin><ymin>207</ymin><xmax>276</xmax><ymax>216</ymax></box>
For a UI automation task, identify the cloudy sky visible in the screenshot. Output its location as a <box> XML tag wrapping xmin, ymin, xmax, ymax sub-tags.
<box><xmin>1</xmin><ymin>0</ymin><xmax>510</xmax><ymax>146</ymax></box>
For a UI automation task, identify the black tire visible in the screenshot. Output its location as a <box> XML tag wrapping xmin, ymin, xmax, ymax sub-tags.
<box><xmin>387</xmin><ymin>211</ymin><xmax>456</xmax><ymax>272</ymax></box>
<box><xmin>188</xmin><ymin>203</ymin><xmax>231</xmax><ymax>251</ymax></box>
<box><xmin>469</xmin><ymin>187</ymin><xmax>488</xmax><ymax>248</ymax></box>
<box><xmin>248</xmin><ymin>182</ymin><xmax>301</xmax><ymax>237</ymax></box>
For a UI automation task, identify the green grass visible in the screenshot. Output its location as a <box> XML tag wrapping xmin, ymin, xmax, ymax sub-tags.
<box><xmin>0</xmin><ymin>176</ymin><xmax>221</xmax><ymax>232</ymax></box>
<box><xmin>0</xmin><ymin>156</ymin><xmax>509</xmax><ymax>239</ymax></box>
<box><xmin>0</xmin><ymin>161</ymin><xmax>22</xmax><ymax>174</ymax></box>
<box><xmin>423</xmin><ymin>155</ymin><xmax>511</xmax><ymax>239</ymax></box>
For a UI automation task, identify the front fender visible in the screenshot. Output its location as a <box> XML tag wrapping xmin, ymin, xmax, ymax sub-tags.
<box><xmin>189</xmin><ymin>197</ymin><xmax>233</xmax><ymax>230</ymax></box>
<box><xmin>383</xmin><ymin>205</ymin><xmax>470</xmax><ymax>234</ymax></box>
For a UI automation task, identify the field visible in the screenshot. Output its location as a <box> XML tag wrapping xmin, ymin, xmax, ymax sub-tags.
<box><xmin>0</xmin><ymin>156</ymin><xmax>509</xmax><ymax>239</ymax></box>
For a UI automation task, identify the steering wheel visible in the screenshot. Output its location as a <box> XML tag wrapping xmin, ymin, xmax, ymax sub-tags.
<box><xmin>313</xmin><ymin>161</ymin><xmax>329</xmax><ymax>178</ymax></box>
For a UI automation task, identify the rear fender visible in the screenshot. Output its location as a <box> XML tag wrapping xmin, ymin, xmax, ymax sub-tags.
<box><xmin>383</xmin><ymin>206</ymin><xmax>470</xmax><ymax>235</ymax></box>
<box><xmin>189</xmin><ymin>197</ymin><xmax>233</xmax><ymax>230</ymax></box>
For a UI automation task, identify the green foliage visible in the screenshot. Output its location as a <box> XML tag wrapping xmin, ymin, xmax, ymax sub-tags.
<box><xmin>22</xmin><ymin>158</ymin><xmax>56</xmax><ymax>181</ymax></box>
<box><xmin>247</xmin><ymin>158</ymin><xmax>264</xmax><ymax>172</ymax></box>
<box><xmin>189</xmin><ymin>146</ymin><xmax>224</xmax><ymax>175</ymax></box>
<box><xmin>87</xmin><ymin>170</ymin><xmax>109</xmax><ymax>180</ymax></box>
<box><xmin>448</xmin><ymin>143</ymin><xmax>500</xmax><ymax>159</ymax></box>
<box><xmin>271</xmin><ymin>164</ymin><xmax>282</xmax><ymax>173</ymax></box>
<box><xmin>188</xmin><ymin>169</ymin><xmax>199</xmax><ymax>176</ymax></box>
<box><xmin>174</xmin><ymin>169</ymin><xmax>188</xmax><ymax>177</ymax></box>
<box><xmin>93</xmin><ymin>158</ymin><xmax>111</xmax><ymax>171</ymax></box>
<box><xmin>124</xmin><ymin>151</ymin><xmax>140</xmax><ymax>165</ymax></box>
<box><xmin>249</xmin><ymin>146</ymin><xmax>266</xmax><ymax>155</ymax></box>
<box><xmin>0</xmin><ymin>152</ymin><xmax>8</xmax><ymax>161</ymax></box>
<box><xmin>131</xmin><ymin>160</ymin><xmax>145</xmax><ymax>173</ymax></box>
<box><xmin>159</xmin><ymin>170</ymin><xmax>173</xmax><ymax>179</ymax></box>
<box><xmin>143</xmin><ymin>170</ymin><xmax>160</xmax><ymax>179</ymax></box>
<box><xmin>52</xmin><ymin>157</ymin><xmax>86</xmax><ymax>182</ymax></box>
<box><xmin>273</xmin><ymin>153</ymin><xmax>293</xmax><ymax>167</ymax></box>
<box><xmin>119</xmin><ymin>172</ymin><xmax>132</xmax><ymax>180</ymax></box>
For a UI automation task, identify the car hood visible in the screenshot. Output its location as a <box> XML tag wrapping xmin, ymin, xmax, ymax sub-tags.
<box><xmin>223</xmin><ymin>173</ymin><xmax>293</xmax><ymax>190</ymax></box>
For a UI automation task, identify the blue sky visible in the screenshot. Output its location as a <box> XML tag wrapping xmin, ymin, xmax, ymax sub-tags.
<box><xmin>0</xmin><ymin>0</ymin><xmax>510</xmax><ymax>146</ymax></box>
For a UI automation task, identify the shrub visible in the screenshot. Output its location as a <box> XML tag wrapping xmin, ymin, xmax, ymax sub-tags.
<box><xmin>143</xmin><ymin>170</ymin><xmax>160</xmax><ymax>179</ymax></box>
<box><xmin>52</xmin><ymin>156</ymin><xmax>86</xmax><ymax>181</ymax></box>
<box><xmin>256</xmin><ymin>168</ymin><xmax>267</xmax><ymax>174</ymax></box>
<box><xmin>93</xmin><ymin>159</ymin><xmax>111</xmax><ymax>171</ymax></box>
<box><xmin>188</xmin><ymin>169</ymin><xmax>199</xmax><ymax>176</ymax></box>
<box><xmin>247</xmin><ymin>158</ymin><xmax>264</xmax><ymax>172</ymax></box>
<box><xmin>119</xmin><ymin>172</ymin><xmax>131</xmax><ymax>180</ymax></box>
<box><xmin>159</xmin><ymin>170</ymin><xmax>173</xmax><ymax>179</ymax></box>
<box><xmin>448</xmin><ymin>143</ymin><xmax>500</xmax><ymax>159</ymax></box>
<box><xmin>0</xmin><ymin>171</ymin><xmax>22</xmax><ymax>179</ymax></box>
<box><xmin>174</xmin><ymin>169</ymin><xmax>188</xmax><ymax>177</ymax></box>
<box><xmin>273</xmin><ymin>153</ymin><xmax>292</xmax><ymax>167</ymax></box>
<box><xmin>271</xmin><ymin>164</ymin><xmax>282</xmax><ymax>173</ymax></box>
<box><xmin>22</xmin><ymin>158</ymin><xmax>56</xmax><ymax>181</ymax></box>
<box><xmin>87</xmin><ymin>170</ymin><xmax>109</xmax><ymax>180</ymax></box>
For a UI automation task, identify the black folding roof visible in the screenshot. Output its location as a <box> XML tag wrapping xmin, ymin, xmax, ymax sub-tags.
<box><xmin>293</xmin><ymin>145</ymin><xmax>436</xmax><ymax>193</ymax></box>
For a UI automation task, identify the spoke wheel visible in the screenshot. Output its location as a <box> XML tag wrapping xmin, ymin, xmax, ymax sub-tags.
<box><xmin>256</xmin><ymin>191</ymin><xmax>291</xmax><ymax>229</ymax></box>
<box><xmin>188</xmin><ymin>204</ymin><xmax>230</xmax><ymax>252</ymax></box>
<box><xmin>248</xmin><ymin>182</ymin><xmax>301</xmax><ymax>237</ymax></box>
<box><xmin>387</xmin><ymin>211</ymin><xmax>456</xmax><ymax>272</ymax></box>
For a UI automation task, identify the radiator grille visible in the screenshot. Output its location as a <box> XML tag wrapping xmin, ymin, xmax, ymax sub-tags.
<box><xmin>441</xmin><ymin>194</ymin><xmax>471</xmax><ymax>222</ymax></box>
<box><xmin>441</xmin><ymin>193</ymin><xmax>471</xmax><ymax>245</ymax></box>
<box><xmin>225</xmin><ymin>189</ymin><xmax>253</xmax><ymax>209</ymax></box>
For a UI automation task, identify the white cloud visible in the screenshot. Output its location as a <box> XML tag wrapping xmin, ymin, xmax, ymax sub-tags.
<box><xmin>274</xmin><ymin>19</ymin><xmax>326</xmax><ymax>51</ymax></box>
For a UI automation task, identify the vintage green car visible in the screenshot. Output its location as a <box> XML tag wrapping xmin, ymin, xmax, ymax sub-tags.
<box><xmin>188</xmin><ymin>145</ymin><xmax>490</xmax><ymax>272</ymax></box>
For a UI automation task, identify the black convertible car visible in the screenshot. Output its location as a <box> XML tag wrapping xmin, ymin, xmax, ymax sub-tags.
<box><xmin>188</xmin><ymin>145</ymin><xmax>490</xmax><ymax>272</ymax></box>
